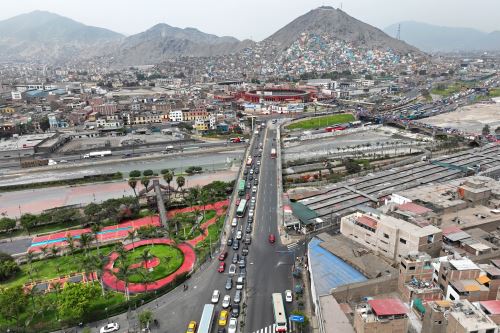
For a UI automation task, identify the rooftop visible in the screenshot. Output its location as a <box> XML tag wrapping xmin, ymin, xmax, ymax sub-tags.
<box><xmin>449</xmin><ymin>300</ymin><xmax>498</xmax><ymax>330</ymax></box>
<box><xmin>449</xmin><ymin>258</ymin><xmax>479</xmax><ymax>271</ymax></box>
<box><xmin>480</xmin><ymin>300</ymin><xmax>500</xmax><ymax>315</ymax></box>
<box><xmin>368</xmin><ymin>298</ymin><xmax>408</xmax><ymax>316</ymax></box>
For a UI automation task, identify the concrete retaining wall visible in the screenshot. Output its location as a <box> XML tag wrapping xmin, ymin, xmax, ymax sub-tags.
<box><xmin>330</xmin><ymin>273</ymin><xmax>398</xmax><ymax>303</ymax></box>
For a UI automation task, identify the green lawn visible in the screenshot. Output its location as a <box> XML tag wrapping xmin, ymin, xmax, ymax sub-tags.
<box><xmin>286</xmin><ymin>113</ymin><xmax>355</xmax><ymax>130</ymax></box>
<box><xmin>175</xmin><ymin>210</ymin><xmax>216</xmax><ymax>241</ymax></box>
<box><xmin>431</xmin><ymin>83</ymin><xmax>469</xmax><ymax>96</ymax></box>
<box><xmin>489</xmin><ymin>88</ymin><xmax>500</xmax><ymax>97</ymax></box>
<box><xmin>1</xmin><ymin>246</ymin><xmax>115</xmax><ymax>288</ymax></box>
<box><xmin>117</xmin><ymin>244</ymin><xmax>183</xmax><ymax>283</ymax></box>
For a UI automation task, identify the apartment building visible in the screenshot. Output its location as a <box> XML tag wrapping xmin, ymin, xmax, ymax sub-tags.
<box><xmin>446</xmin><ymin>300</ymin><xmax>498</xmax><ymax>333</ymax></box>
<box><xmin>398</xmin><ymin>252</ymin><xmax>442</xmax><ymax>303</ymax></box>
<box><xmin>340</xmin><ymin>210</ymin><xmax>442</xmax><ymax>261</ymax></box>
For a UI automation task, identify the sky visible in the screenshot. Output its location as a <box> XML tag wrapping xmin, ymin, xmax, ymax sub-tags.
<box><xmin>0</xmin><ymin>0</ymin><xmax>499</xmax><ymax>40</ymax></box>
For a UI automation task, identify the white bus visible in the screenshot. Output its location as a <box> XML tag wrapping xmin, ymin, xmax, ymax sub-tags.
<box><xmin>197</xmin><ymin>304</ymin><xmax>215</xmax><ymax>333</ymax></box>
<box><xmin>236</xmin><ymin>199</ymin><xmax>248</xmax><ymax>218</ymax></box>
<box><xmin>272</xmin><ymin>293</ymin><xmax>287</xmax><ymax>332</ymax></box>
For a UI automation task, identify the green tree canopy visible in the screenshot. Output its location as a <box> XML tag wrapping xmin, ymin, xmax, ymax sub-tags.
<box><xmin>0</xmin><ymin>217</ymin><xmax>16</xmax><ymax>233</ymax></box>
<box><xmin>0</xmin><ymin>286</ymin><xmax>28</xmax><ymax>327</ymax></box>
<box><xmin>129</xmin><ymin>170</ymin><xmax>141</xmax><ymax>178</ymax></box>
<box><xmin>57</xmin><ymin>283</ymin><xmax>101</xmax><ymax>320</ymax></box>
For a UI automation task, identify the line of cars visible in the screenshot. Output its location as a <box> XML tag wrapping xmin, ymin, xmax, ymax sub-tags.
<box><xmin>208</xmin><ymin>132</ymin><xmax>264</xmax><ymax>333</ymax></box>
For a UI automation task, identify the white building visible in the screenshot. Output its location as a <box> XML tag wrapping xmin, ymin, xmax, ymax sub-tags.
<box><xmin>169</xmin><ymin>110</ymin><xmax>184</xmax><ymax>122</ymax></box>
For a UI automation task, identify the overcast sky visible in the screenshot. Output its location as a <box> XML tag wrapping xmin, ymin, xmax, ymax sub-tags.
<box><xmin>0</xmin><ymin>0</ymin><xmax>499</xmax><ymax>40</ymax></box>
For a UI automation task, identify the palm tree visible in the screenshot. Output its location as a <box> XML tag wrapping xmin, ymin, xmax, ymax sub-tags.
<box><xmin>126</xmin><ymin>230</ymin><xmax>136</xmax><ymax>250</ymax></box>
<box><xmin>141</xmin><ymin>177</ymin><xmax>150</xmax><ymax>193</ymax></box>
<box><xmin>140</xmin><ymin>249</ymin><xmax>152</xmax><ymax>272</ymax></box>
<box><xmin>40</xmin><ymin>245</ymin><xmax>49</xmax><ymax>259</ymax></box>
<box><xmin>90</xmin><ymin>223</ymin><xmax>102</xmax><ymax>255</ymax></box>
<box><xmin>116</xmin><ymin>262</ymin><xmax>132</xmax><ymax>300</ymax></box>
<box><xmin>128</xmin><ymin>179</ymin><xmax>138</xmax><ymax>198</ymax></box>
<box><xmin>50</xmin><ymin>246</ymin><xmax>60</xmax><ymax>272</ymax></box>
<box><xmin>65</xmin><ymin>234</ymin><xmax>75</xmax><ymax>256</ymax></box>
<box><xmin>93</xmin><ymin>255</ymin><xmax>110</xmax><ymax>296</ymax></box>
<box><xmin>176</xmin><ymin>176</ymin><xmax>186</xmax><ymax>195</ymax></box>
<box><xmin>163</xmin><ymin>170</ymin><xmax>173</xmax><ymax>202</ymax></box>
<box><xmin>79</xmin><ymin>233</ymin><xmax>94</xmax><ymax>256</ymax></box>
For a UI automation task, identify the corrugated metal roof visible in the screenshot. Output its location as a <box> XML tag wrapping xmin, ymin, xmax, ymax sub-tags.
<box><xmin>480</xmin><ymin>300</ymin><xmax>500</xmax><ymax>315</ymax></box>
<box><xmin>368</xmin><ymin>298</ymin><xmax>408</xmax><ymax>316</ymax></box>
<box><xmin>357</xmin><ymin>215</ymin><xmax>378</xmax><ymax>229</ymax></box>
<box><xmin>476</xmin><ymin>275</ymin><xmax>490</xmax><ymax>284</ymax></box>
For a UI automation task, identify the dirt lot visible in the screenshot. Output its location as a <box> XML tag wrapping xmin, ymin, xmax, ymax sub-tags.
<box><xmin>418</xmin><ymin>103</ymin><xmax>500</xmax><ymax>134</ymax></box>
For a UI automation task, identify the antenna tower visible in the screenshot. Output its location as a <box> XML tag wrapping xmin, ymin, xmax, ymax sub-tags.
<box><xmin>396</xmin><ymin>24</ymin><xmax>401</xmax><ymax>40</ymax></box>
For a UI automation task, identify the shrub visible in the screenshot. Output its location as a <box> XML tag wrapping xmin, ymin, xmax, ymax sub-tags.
<box><xmin>143</xmin><ymin>169</ymin><xmax>154</xmax><ymax>177</ymax></box>
<box><xmin>129</xmin><ymin>170</ymin><xmax>141</xmax><ymax>178</ymax></box>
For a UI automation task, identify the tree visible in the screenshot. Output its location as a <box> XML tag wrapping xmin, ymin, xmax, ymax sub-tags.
<box><xmin>129</xmin><ymin>170</ymin><xmax>141</xmax><ymax>178</ymax></box>
<box><xmin>141</xmin><ymin>177</ymin><xmax>150</xmax><ymax>192</ymax></box>
<box><xmin>79</xmin><ymin>233</ymin><xmax>94</xmax><ymax>256</ymax></box>
<box><xmin>84</xmin><ymin>203</ymin><xmax>101</xmax><ymax>224</ymax></box>
<box><xmin>143</xmin><ymin>169</ymin><xmax>154</xmax><ymax>177</ymax></box>
<box><xmin>66</xmin><ymin>234</ymin><xmax>76</xmax><ymax>256</ymax></box>
<box><xmin>20</xmin><ymin>214</ymin><xmax>37</xmax><ymax>235</ymax></box>
<box><xmin>0</xmin><ymin>252</ymin><xmax>20</xmax><ymax>282</ymax></box>
<box><xmin>116</xmin><ymin>263</ymin><xmax>132</xmax><ymax>300</ymax></box>
<box><xmin>163</xmin><ymin>170</ymin><xmax>174</xmax><ymax>201</ymax></box>
<box><xmin>0</xmin><ymin>217</ymin><xmax>16</xmax><ymax>233</ymax></box>
<box><xmin>128</xmin><ymin>179</ymin><xmax>138</xmax><ymax>198</ymax></box>
<box><xmin>57</xmin><ymin>283</ymin><xmax>100</xmax><ymax>320</ymax></box>
<box><xmin>0</xmin><ymin>286</ymin><xmax>28</xmax><ymax>329</ymax></box>
<box><xmin>140</xmin><ymin>249</ymin><xmax>152</xmax><ymax>271</ymax></box>
<box><xmin>482</xmin><ymin>124</ymin><xmax>491</xmax><ymax>137</ymax></box>
<box><xmin>344</xmin><ymin>159</ymin><xmax>361</xmax><ymax>174</ymax></box>
<box><xmin>90</xmin><ymin>223</ymin><xmax>102</xmax><ymax>255</ymax></box>
<box><xmin>176</xmin><ymin>176</ymin><xmax>186</xmax><ymax>193</ymax></box>
<box><xmin>139</xmin><ymin>310</ymin><xmax>154</xmax><ymax>329</ymax></box>
<box><xmin>126</xmin><ymin>230</ymin><xmax>136</xmax><ymax>250</ymax></box>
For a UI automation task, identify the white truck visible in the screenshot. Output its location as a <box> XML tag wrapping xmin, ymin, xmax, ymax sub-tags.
<box><xmin>83</xmin><ymin>150</ymin><xmax>112</xmax><ymax>159</ymax></box>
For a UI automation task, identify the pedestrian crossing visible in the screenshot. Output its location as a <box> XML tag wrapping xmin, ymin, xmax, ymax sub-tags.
<box><xmin>251</xmin><ymin>323</ymin><xmax>276</xmax><ymax>333</ymax></box>
<box><xmin>286</xmin><ymin>242</ymin><xmax>300</xmax><ymax>251</ymax></box>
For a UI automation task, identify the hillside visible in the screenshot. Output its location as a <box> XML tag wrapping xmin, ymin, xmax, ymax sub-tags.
<box><xmin>0</xmin><ymin>11</ymin><xmax>123</xmax><ymax>62</ymax></box>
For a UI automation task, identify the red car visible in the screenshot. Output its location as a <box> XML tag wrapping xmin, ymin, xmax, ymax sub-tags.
<box><xmin>218</xmin><ymin>262</ymin><xmax>226</xmax><ymax>273</ymax></box>
<box><xmin>218</xmin><ymin>251</ymin><xmax>227</xmax><ymax>261</ymax></box>
<box><xmin>245</xmin><ymin>193</ymin><xmax>250</xmax><ymax>200</ymax></box>
<box><xmin>268</xmin><ymin>234</ymin><xmax>276</xmax><ymax>243</ymax></box>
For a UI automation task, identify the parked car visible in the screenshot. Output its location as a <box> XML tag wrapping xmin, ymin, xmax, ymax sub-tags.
<box><xmin>231</xmin><ymin>304</ymin><xmax>240</xmax><ymax>318</ymax></box>
<box><xmin>285</xmin><ymin>290</ymin><xmax>293</xmax><ymax>303</ymax></box>
<box><xmin>222</xmin><ymin>295</ymin><xmax>231</xmax><ymax>308</ymax></box>
<box><xmin>218</xmin><ymin>251</ymin><xmax>228</xmax><ymax>261</ymax></box>
<box><xmin>100</xmin><ymin>323</ymin><xmax>119</xmax><ymax>333</ymax></box>
<box><xmin>225</xmin><ymin>278</ymin><xmax>232</xmax><ymax>290</ymax></box>
<box><xmin>218</xmin><ymin>262</ymin><xmax>226</xmax><ymax>273</ymax></box>
<box><xmin>234</xmin><ymin>290</ymin><xmax>242</xmax><ymax>304</ymax></box>
<box><xmin>232</xmin><ymin>253</ymin><xmax>239</xmax><ymax>264</ymax></box>
<box><xmin>211</xmin><ymin>290</ymin><xmax>220</xmax><ymax>303</ymax></box>
<box><xmin>228</xmin><ymin>264</ymin><xmax>237</xmax><ymax>275</ymax></box>
<box><xmin>228</xmin><ymin>318</ymin><xmax>237</xmax><ymax>333</ymax></box>
<box><xmin>218</xmin><ymin>310</ymin><xmax>229</xmax><ymax>326</ymax></box>
<box><xmin>186</xmin><ymin>321</ymin><xmax>196</xmax><ymax>333</ymax></box>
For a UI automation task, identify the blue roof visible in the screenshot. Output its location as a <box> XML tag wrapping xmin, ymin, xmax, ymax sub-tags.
<box><xmin>308</xmin><ymin>237</ymin><xmax>367</xmax><ymax>296</ymax></box>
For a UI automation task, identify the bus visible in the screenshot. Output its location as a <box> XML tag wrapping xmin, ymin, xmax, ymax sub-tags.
<box><xmin>236</xmin><ymin>199</ymin><xmax>248</xmax><ymax>218</ymax></box>
<box><xmin>271</xmin><ymin>148</ymin><xmax>277</xmax><ymax>159</ymax></box>
<box><xmin>272</xmin><ymin>293</ymin><xmax>287</xmax><ymax>332</ymax></box>
<box><xmin>238</xmin><ymin>179</ymin><xmax>246</xmax><ymax>196</ymax></box>
<box><xmin>197</xmin><ymin>304</ymin><xmax>215</xmax><ymax>333</ymax></box>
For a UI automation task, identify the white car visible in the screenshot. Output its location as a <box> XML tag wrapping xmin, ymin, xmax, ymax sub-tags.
<box><xmin>100</xmin><ymin>323</ymin><xmax>119</xmax><ymax>333</ymax></box>
<box><xmin>257</xmin><ymin>160</ymin><xmax>261</xmax><ymax>165</ymax></box>
<box><xmin>252</xmin><ymin>186</ymin><xmax>257</xmax><ymax>193</ymax></box>
<box><xmin>236</xmin><ymin>230</ymin><xmax>242</xmax><ymax>240</ymax></box>
<box><xmin>251</xmin><ymin>197</ymin><xmax>256</xmax><ymax>204</ymax></box>
<box><xmin>249</xmin><ymin>169</ymin><xmax>254</xmax><ymax>174</ymax></box>
<box><xmin>248</xmin><ymin>210</ymin><xmax>254</xmax><ymax>218</ymax></box>
<box><xmin>285</xmin><ymin>290</ymin><xmax>293</xmax><ymax>303</ymax></box>
<box><xmin>229</xmin><ymin>264</ymin><xmax>237</xmax><ymax>275</ymax></box>
<box><xmin>228</xmin><ymin>318</ymin><xmax>238</xmax><ymax>333</ymax></box>
<box><xmin>236</xmin><ymin>276</ymin><xmax>245</xmax><ymax>290</ymax></box>
<box><xmin>222</xmin><ymin>295</ymin><xmax>231</xmax><ymax>308</ymax></box>
<box><xmin>211</xmin><ymin>289</ymin><xmax>220</xmax><ymax>303</ymax></box>
<box><xmin>231</xmin><ymin>218</ymin><xmax>238</xmax><ymax>227</ymax></box>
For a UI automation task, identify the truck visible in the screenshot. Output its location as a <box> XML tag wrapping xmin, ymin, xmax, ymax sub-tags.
<box><xmin>21</xmin><ymin>159</ymin><xmax>49</xmax><ymax>168</ymax></box>
<box><xmin>83</xmin><ymin>150</ymin><xmax>112</xmax><ymax>159</ymax></box>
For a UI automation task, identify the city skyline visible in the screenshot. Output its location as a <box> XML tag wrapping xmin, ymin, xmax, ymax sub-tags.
<box><xmin>0</xmin><ymin>0</ymin><xmax>499</xmax><ymax>40</ymax></box>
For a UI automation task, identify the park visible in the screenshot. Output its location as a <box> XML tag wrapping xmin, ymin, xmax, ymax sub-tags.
<box><xmin>0</xmin><ymin>174</ymin><xmax>232</xmax><ymax>332</ymax></box>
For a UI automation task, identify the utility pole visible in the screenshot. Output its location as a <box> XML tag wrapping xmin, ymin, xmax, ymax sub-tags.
<box><xmin>396</xmin><ymin>24</ymin><xmax>401</xmax><ymax>40</ymax></box>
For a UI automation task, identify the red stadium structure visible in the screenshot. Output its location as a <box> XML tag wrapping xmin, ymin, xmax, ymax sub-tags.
<box><xmin>242</xmin><ymin>88</ymin><xmax>311</xmax><ymax>103</ymax></box>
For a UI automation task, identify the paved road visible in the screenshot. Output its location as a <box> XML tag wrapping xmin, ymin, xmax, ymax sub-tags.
<box><xmin>245</xmin><ymin>123</ymin><xmax>294</xmax><ymax>333</ymax></box>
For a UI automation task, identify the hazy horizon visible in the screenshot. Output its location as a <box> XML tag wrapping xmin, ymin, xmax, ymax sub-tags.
<box><xmin>0</xmin><ymin>0</ymin><xmax>499</xmax><ymax>40</ymax></box>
